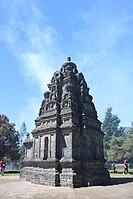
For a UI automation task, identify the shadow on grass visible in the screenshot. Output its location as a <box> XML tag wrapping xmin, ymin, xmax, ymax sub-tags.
<box><xmin>3</xmin><ymin>173</ymin><xmax>19</xmax><ymax>176</ymax></box>
<box><xmin>109</xmin><ymin>176</ymin><xmax>133</xmax><ymax>186</ymax></box>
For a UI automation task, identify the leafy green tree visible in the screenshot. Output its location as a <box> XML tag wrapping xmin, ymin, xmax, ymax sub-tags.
<box><xmin>102</xmin><ymin>107</ymin><xmax>122</xmax><ymax>137</ymax></box>
<box><xmin>107</xmin><ymin>135</ymin><xmax>124</xmax><ymax>161</ymax></box>
<box><xmin>122</xmin><ymin>128</ymin><xmax>133</xmax><ymax>161</ymax></box>
<box><xmin>102</xmin><ymin>107</ymin><xmax>124</xmax><ymax>161</ymax></box>
<box><xmin>0</xmin><ymin>114</ymin><xmax>20</xmax><ymax>161</ymax></box>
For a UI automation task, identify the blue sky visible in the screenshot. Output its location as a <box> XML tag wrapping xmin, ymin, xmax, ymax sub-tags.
<box><xmin>0</xmin><ymin>0</ymin><xmax>133</xmax><ymax>132</ymax></box>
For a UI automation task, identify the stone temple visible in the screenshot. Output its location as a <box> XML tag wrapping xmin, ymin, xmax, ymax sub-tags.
<box><xmin>20</xmin><ymin>57</ymin><xmax>110</xmax><ymax>187</ymax></box>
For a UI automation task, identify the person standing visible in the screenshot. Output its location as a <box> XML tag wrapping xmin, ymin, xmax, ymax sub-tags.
<box><xmin>112</xmin><ymin>162</ymin><xmax>116</xmax><ymax>173</ymax></box>
<box><xmin>0</xmin><ymin>160</ymin><xmax>4</xmax><ymax>176</ymax></box>
<box><xmin>123</xmin><ymin>160</ymin><xmax>128</xmax><ymax>174</ymax></box>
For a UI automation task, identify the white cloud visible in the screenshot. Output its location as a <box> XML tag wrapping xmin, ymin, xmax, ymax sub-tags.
<box><xmin>2</xmin><ymin>1</ymin><xmax>64</xmax><ymax>89</ymax></box>
<box><xmin>16</xmin><ymin>97</ymin><xmax>41</xmax><ymax>132</ymax></box>
<box><xmin>22</xmin><ymin>52</ymin><xmax>54</xmax><ymax>91</ymax></box>
<box><xmin>0</xmin><ymin>1</ymin><xmax>65</xmax><ymax>131</ymax></box>
<box><xmin>76</xmin><ymin>8</ymin><xmax>133</xmax><ymax>59</ymax></box>
<box><xmin>1</xmin><ymin>0</ymin><xmax>133</xmax><ymax>129</ymax></box>
<box><xmin>73</xmin><ymin>8</ymin><xmax>133</xmax><ymax>127</ymax></box>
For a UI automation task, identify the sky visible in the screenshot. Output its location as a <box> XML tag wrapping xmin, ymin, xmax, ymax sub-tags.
<box><xmin>0</xmin><ymin>0</ymin><xmax>133</xmax><ymax>133</ymax></box>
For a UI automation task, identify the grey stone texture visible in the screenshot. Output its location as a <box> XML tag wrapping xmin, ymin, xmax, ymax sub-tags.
<box><xmin>20</xmin><ymin>57</ymin><xmax>110</xmax><ymax>187</ymax></box>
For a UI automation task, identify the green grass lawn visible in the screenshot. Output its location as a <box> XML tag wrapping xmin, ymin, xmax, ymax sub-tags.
<box><xmin>109</xmin><ymin>169</ymin><xmax>133</xmax><ymax>175</ymax></box>
<box><xmin>2</xmin><ymin>169</ymin><xmax>133</xmax><ymax>177</ymax></box>
<box><xmin>3</xmin><ymin>173</ymin><xmax>19</xmax><ymax>176</ymax></box>
<box><xmin>3</xmin><ymin>170</ymin><xmax>20</xmax><ymax>176</ymax></box>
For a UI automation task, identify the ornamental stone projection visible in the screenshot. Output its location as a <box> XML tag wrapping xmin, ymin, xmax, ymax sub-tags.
<box><xmin>20</xmin><ymin>57</ymin><xmax>110</xmax><ymax>187</ymax></box>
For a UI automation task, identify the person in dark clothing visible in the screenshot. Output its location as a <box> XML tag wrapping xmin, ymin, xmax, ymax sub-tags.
<box><xmin>112</xmin><ymin>162</ymin><xmax>116</xmax><ymax>173</ymax></box>
<box><xmin>0</xmin><ymin>160</ymin><xmax>4</xmax><ymax>176</ymax></box>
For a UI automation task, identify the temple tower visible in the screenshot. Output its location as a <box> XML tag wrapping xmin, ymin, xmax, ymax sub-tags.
<box><xmin>20</xmin><ymin>58</ymin><xmax>110</xmax><ymax>187</ymax></box>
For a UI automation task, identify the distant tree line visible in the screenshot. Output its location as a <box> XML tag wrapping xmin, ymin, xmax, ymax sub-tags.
<box><xmin>102</xmin><ymin>107</ymin><xmax>133</xmax><ymax>162</ymax></box>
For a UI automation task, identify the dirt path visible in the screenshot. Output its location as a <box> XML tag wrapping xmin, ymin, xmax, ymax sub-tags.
<box><xmin>0</xmin><ymin>175</ymin><xmax>133</xmax><ymax>199</ymax></box>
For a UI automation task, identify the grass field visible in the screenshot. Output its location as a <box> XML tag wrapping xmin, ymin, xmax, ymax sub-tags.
<box><xmin>109</xmin><ymin>169</ymin><xmax>133</xmax><ymax>175</ymax></box>
<box><xmin>3</xmin><ymin>173</ymin><xmax>19</xmax><ymax>176</ymax></box>
<box><xmin>2</xmin><ymin>169</ymin><xmax>133</xmax><ymax>177</ymax></box>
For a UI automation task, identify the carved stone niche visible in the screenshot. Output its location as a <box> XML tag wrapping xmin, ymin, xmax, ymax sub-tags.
<box><xmin>46</xmin><ymin>101</ymin><xmax>56</xmax><ymax>111</ymax></box>
<box><xmin>65</xmin><ymin>83</ymin><xmax>73</xmax><ymax>92</ymax></box>
<box><xmin>44</xmin><ymin>91</ymin><xmax>50</xmax><ymax>98</ymax></box>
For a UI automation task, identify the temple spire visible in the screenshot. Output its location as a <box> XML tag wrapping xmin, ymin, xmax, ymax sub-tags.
<box><xmin>67</xmin><ymin>57</ymin><xmax>71</xmax><ymax>61</ymax></box>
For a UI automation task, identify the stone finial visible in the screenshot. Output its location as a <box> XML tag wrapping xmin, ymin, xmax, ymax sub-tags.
<box><xmin>67</xmin><ymin>57</ymin><xmax>71</xmax><ymax>61</ymax></box>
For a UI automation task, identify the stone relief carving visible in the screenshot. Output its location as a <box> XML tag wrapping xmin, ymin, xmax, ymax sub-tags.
<box><xmin>46</xmin><ymin>101</ymin><xmax>56</xmax><ymax>111</ymax></box>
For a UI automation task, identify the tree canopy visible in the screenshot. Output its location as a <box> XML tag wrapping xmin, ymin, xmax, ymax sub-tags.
<box><xmin>0</xmin><ymin>114</ymin><xmax>20</xmax><ymax>161</ymax></box>
<box><xmin>102</xmin><ymin>107</ymin><xmax>124</xmax><ymax>161</ymax></box>
<box><xmin>122</xmin><ymin>128</ymin><xmax>133</xmax><ymax>161</ymax></box>
<box><xmin>102</xmin><ymin>107</ymin><xmax>133</xmax><ymax>162</ymax></box>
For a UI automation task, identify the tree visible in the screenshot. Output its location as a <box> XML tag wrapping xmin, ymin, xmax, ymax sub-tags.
<box><xmin>102</xmin><ymin>107</ymin><xmax>122</xmax><ymax>138</ymax></box>
<box><xmin>102</xmin><ymin>107</ymin><xmax>124</xmax><ymax>162</ymax></box>
<box><xmin>122</xmin><ymin>128</ymin><xmax>133</xmax><ymax>161</ymax></box>
<box><xmin>0</xmin><ymin>114</ymin><xmax>20</xmax><ymax>161</ymax></box>
<box><xmin>107</xmin><ymin>135</ymin><xmax>124</xmax><ymax>161</ymax></box>
<box><xmin>19</xmin><ymin>122</ymin><xmax>29</xmax><ymax>164</ymax></box>
<box><xmin>19</xmin><ymin>122</ymin><xmax>27</xmax><ymax>146</ymax></box>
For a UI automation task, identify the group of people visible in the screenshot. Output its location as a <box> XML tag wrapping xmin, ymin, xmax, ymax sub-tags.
<box><xmin>112</xmin><ymin>160</ymin><xmax>129</xmax><ymax>174</ymax></box>
<box><xmin>0</xmin><ymin>160</ymin><xmax>5</xmax><ymax>176</ymax></box>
